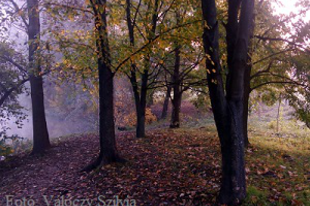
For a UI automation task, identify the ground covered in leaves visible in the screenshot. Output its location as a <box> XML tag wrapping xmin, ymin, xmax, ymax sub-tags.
<box><xmin>0</xmin><ymin>126</ymin><xmax>309</xmax><ymax>206</ymax></box>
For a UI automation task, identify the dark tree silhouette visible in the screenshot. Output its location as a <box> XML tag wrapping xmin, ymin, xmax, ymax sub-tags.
<box><xmin>201</xmin><ymin>0</ymin><xmax>254</xmax><ymax>204</ymax></box>
<box><xmin>84</xmin><ymin>0</ymin><xmax>123</xmax><ymax>171</ymax></box>
<box><xmin>27</xmin><ymin>0</ymin><xmax>50</xmax><ymax>154</ymax></box>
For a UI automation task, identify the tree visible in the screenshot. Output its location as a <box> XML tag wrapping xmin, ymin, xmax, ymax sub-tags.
<box><xmin>134</xmin><ymin>0</ymin><xmax>204</xmax><ymax>129</ymax></box>
<box><xmin>27</xmin><ymin>0</ymin><xmax>50</xmax><ymax>154</ymax></box>
<box><xmin>242</xmin><ymin>0</ymin><xmax>310</xmax><ymax>146</ymax></box>
<box><xmin>201</xmin><ymin>0</ymin><xmax>254</xmax><ymax>204</ymax></box>
<box><xmin>0</xmin><ymin>0</ymin><xmax>50</xmax><ymax>154</ymax></box>
<box><xmin>0</xmin><ymin>41</ymin><xmax>28</xmax><ymax>133</ymax></box>
<box><xmin>125</xmin><ymin>0</ymin><xmax>161</xmax><ymax>138</ymax></box>
<box><xmin>160</xmin><ymin>84</ymin><xmax>171</xmax><ymax>119</ymax></box>
<box><xmin>84</xmin><ymin>0</ymin><xmax>123</xmax><ymax>171</ymax></box>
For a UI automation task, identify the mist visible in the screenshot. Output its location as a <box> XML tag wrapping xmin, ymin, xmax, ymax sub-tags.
<box><xmin>5</xmin><ymin>81</ymin><xmax>98</xmax><ymax>141</ymax></box>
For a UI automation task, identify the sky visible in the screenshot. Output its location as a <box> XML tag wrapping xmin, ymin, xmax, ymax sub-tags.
<box><xmin>273</xmin><ymin>0</ymin><xmax>310</xmax><ymax>20</ymax></box>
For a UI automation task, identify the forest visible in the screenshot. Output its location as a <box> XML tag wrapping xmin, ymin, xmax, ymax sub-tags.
<box><xmin>0</xmin><ymin>0</ymin><xmax>309</xmax><ymax>205</ymax></box>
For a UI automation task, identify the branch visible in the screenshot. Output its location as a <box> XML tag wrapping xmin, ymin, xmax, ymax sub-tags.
<box><xmin>8</xmin><ymin>0</ymin><xmax>29</xmax><ymax>30</ymax></box>
<box><xmin>0</xmin><ymin>78</ymin><xmax>29</xmax><ymax>107</ymax></box>
<box><xmin>255</xmin><ymin>35</ymin><xmax>310</xmax><ymax>54</ymax></box>
<box><xmin>0</xmin><ymin>55</ymin><xmax>27</xmax><ymax>73</ymax></box>
<box><xmin>250</xmin><ymin>60</ymin><xmax>273</xmax><ymax>80</ymax></box>
<box><xmin>258</xmin><ymin>8</ymin><xmax>309</xmax><ymax>41</ymax></box>
<box><xmin>252</xmin><ymin>48</ymin><xmax>294</xmax><ymax>65</ymax></box>
<box><xmin>132</xmin><ymin>0</ymin><xmax>142</xmax><ymax>28</ymax></box>
<box><xmin>250</xmin><ymin>81</ymin><xmax>305</xmax><ymax>92</ymax></box>
<box><xmin>44</xmin><ymin>2</ymin><xmax>93</xmax><ymax>14</ymax></box>
<box><xmin>112</xmin><ymin>19</ymin><xmax>203</xmax><ymax>74</ymax></box>
<box><xmin>0</xmin><ymin>82</ymin><xmax>8</xmax><ymax>93</ymax></box>
<box><xmin>250</xmin><ymin>72</ymin><xmax>309</xmax><ymax>92</ymax></box>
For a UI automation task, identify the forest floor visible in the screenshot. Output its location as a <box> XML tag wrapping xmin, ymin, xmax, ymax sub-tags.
<box><xmin>0</xmin><ymin>124</ymin><xmax>309</xmax><ymax>206</ymax></box>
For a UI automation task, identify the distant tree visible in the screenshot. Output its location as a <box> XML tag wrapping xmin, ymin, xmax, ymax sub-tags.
<box><xmin>165</xmin><ymin>6</ymin><xmax>204</xmax><ymax>128</ymax></box>
<box><xmin>125</xmin><ymin>0</ymin><xmax>161</xmax><ymax>138</ymax></box>
<box><xmin>160</xmin><ymin>84</ymin><xmax>171</xmax><ymax>119</ymax></box>
<box><xmin>201</xmin><ymin>0</ymin><xmax>254</xmax><ymax>204</ymax></box>
<box><xmin>125</xmin><ymin>0</ymin><xmax>205</xmax><ymax>130</ymax></box>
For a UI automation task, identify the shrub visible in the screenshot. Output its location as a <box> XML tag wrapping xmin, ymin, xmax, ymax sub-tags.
<box><xmin>123</xmin><ymin>108</ymin><xmax>157</xmax><ymax>127</ymax></box>
<box><xmin>0</xmin><ymin>132</ymin><xmax>14</xmax><ymax>157</ymax></box>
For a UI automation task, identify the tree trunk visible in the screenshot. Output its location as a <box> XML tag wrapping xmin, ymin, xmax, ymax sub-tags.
<box><xmin>27</xmin><ymin>0</ymin><xmax>50</xmax><ymax>154</ymax></box>
<box><xmin>201</xmin><ymin>0</ymin><xmax>254</xmax><ymax>204</ymax></box>
<box><xmin>97</xmin><ymin>60</ymin><xmax>119</xmax><ymax>164</ymax></box>
<box><xmin>243</xmin><ymin>67</ymin><xmax>251</xmax><ymax>148</ymax></box>
<box><xmin>84</xmin><ymin>0</ymin><xmax>122</xmax><ymax>171</ymax></box>
<box><xmin>136</xmin><ymin>69</ymin><xmax>148</xmax><ymax>138</ymax></box>
<box><xmin>276</xmin><ymin>94</ymin><xmax>282</xmax><ymax>134</ymax></box>
<box><xmin>125</xmin><ymin>0</ymin><xmax>151</xmax><ymax>138</ymax></box>
<box><xmin>161</xmin><ymin>86</ymin><xmax>171</xmax><ymax>119</ymax></box>
<box><xmin>147</xmin><ymin>89</ymin><xmax>155</xmax><ymax>107</ymax></box>
<box><xmin>170</xmin><ymin>93</ymin><xmax>182</xmax><ymax>128</ymax></box>
<box><xmin>243</xmin><ymin>13</ymin><xmax>255</xmax><ymax>148</ymax></box>
<box><xmin>170</xmin><ymin>46</ymin><xmax>182</xmax><ymax>128</ymax></box>
<box><xmin>128</xmin><ymin>69</ymin><xmax>146</xmax><ymax>138</ymax></box>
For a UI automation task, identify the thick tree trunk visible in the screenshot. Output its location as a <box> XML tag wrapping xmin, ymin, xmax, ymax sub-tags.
<box><xmin>136</xmin><ymin>109</ymin><xmax>145</xmax><ymax>137</ymax></box>
<box><xmin>201</xmin><ymin>0</ymin><xmax>254</xmax><ymax>204</ymax></box>
<box><xmin>161</xmin><ymin>86</ymin><xmax>171</xmax><ymax>119</ymax></box>
<box><xmin>218</xmin><ymin>97</ymin><xmax>246</xmax><ymax>205</ymax></box>
<box><xmin>170</xmin><ymin>46</ymin><xmax>182</xmax><ymax>128</ymax></box>
<box><xmin>27</xmin><ymin>0</ymin><xmax>50</xmax><ymax>154</ymax></box>
<box><xmin>84</xmin><ymin>0</ymin><xmax>122</xmax><ymax>171</ymax></box>
<box><xmin>96</xmin><ymin>60</ymin><xmax>119</xmax><ymax>165</ymax></box>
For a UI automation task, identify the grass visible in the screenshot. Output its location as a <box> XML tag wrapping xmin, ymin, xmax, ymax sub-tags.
<box><xmin>178</xmin><ymin>112</ymin><xmax>309</xmax><ymax>205</ymax></box>
<box><xmin>144</xmin><ymin>116</ymin><xmax>310</xmax><ymax>205</ymax></box>
<box><xmin>243</xmin><ymin>117</ymin><xmax>310</xmax><ymax>206</ymax></box>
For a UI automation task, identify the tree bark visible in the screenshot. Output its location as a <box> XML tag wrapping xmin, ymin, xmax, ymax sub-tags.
<box><xmin>129</xmin><ymin>69</ymin><xmax>147</xmax><ymax>138</ymax></box>
<box><xmin>170</xmin><ymin>46</ymin><xmax>182</xmax><ymax>128</ymax></box>
<box><xmin>243</xmin><ymin>13</ymin><xmax>255</xmax><ymax>148</ymax></box>
<box><xmin>243</xmin><ymin>65</ymin><xmax>251</xmax><ymax>148</ymax></box>
<box><xmin>201</xmin><ymin>0</ymin><xmax>254</xmax><ymax>205</ymax></box>
<box><xmin>161</xmin><ymin>85</ymin><xmax>171</xmax><ymax>119</ymax></box>
<box><xmin>27</xmin><ymin>0</ymin><xmax>50</xmax><ymax>154</ymax></box>
<box><xmin>276</xmin><ymin>94</ymin><xmax>282</xmax><ymax>134</ymax></box>
<box><xmin>170</xmin><ymin>93</ymin><xmax>182</xmax><ymax>128</ymax></box>
<box><xmin>84</xmin><ymin>0</ymin><xmax>122</xmax><ymax>171</ymax></box>
<box><xmin>136</xmin><ymin>69</ymin><xmax>148</xmax><ymax>138</ymax></box>
<box><xmin>147</xmin><ymin>89</ymin><xmax>155</xmax><ymax>107</ymax></box>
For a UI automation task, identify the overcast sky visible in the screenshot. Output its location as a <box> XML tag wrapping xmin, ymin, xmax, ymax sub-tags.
<box><xmin>273</xmin><ymin>0</ymin><xmax>310</xmax><ymax>20</ymax></box>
